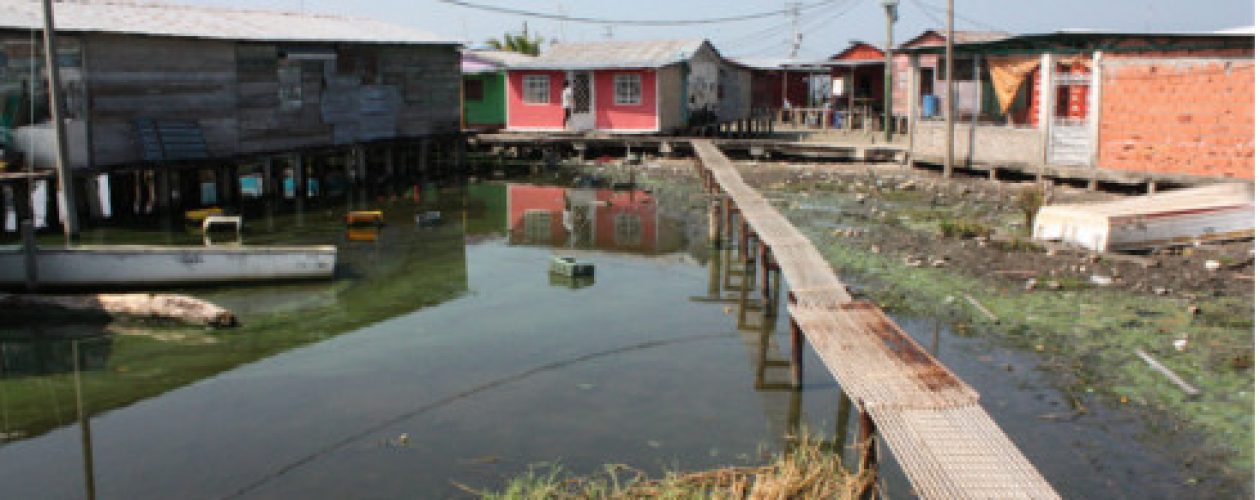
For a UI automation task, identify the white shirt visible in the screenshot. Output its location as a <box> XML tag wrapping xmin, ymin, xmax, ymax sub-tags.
<box><xmin>561</xmin><ymin>87</ymin><xmax>574</xmax><ymax>109</ymax></box>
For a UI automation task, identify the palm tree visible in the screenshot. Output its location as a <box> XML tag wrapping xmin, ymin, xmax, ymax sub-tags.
<box><xmin>486</xmin><ymin>25</ymin><xmax>544</xmax><ymax>56</ymax></box>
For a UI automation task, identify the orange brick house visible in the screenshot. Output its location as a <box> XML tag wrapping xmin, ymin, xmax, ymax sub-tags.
<box><xmin>900</xmin><ymin>29</ymin><xmax>1254</xmax><ymax>182</ymax></box>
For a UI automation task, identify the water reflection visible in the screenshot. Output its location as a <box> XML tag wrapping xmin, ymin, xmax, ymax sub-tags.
<box><xmin>0</xmin><ymin>336</ymin><xmax>112</xmax><ymax>377</ymax></box>
<box><xmin>506</xmin><ymin>184</ymin><xmax>685</xmax><ymax>254</ymax></box>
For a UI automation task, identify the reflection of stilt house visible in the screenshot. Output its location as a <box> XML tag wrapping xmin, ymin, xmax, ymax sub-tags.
<box><xmin>0</xmin><ymin>0</ymin><xmax>462</xmax><ymax>230</ymax></box>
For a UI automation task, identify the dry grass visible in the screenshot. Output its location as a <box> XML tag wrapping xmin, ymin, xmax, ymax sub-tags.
<box><xmin>475</xmin><ymin>436</ymin><xmax>871</xmax><ymax>499</ymax></box>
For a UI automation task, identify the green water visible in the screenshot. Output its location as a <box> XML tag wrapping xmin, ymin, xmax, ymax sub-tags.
<box><xmin>0</xmin><ymin>177</ymin><xmax>1228</xmax><ymax>499</ymax></box>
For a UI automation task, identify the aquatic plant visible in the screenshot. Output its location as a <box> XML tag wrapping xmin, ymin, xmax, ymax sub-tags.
<box><xmin>479</xmin><ymin>435</ymin><xmax>870</xmax><ymax>499</ymax></box>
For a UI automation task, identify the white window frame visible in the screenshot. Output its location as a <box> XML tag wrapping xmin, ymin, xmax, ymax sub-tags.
<box><xmin>614</xmin><ymin>73</ymin><xmax>641</xmax><ymax>106</ymax></box>
<box><xmin>522</xmin><ymin>75</ymin><xmax>550</xmax><ymax>105</ymax></box>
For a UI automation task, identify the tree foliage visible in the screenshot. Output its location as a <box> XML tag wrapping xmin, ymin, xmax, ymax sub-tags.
<box><xmin>486</xmin><ymin>32</ymin><xmax>544</xmax><ymax>56</ymax></box>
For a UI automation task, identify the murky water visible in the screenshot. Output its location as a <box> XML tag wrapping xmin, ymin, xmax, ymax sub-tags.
<box><xmin>0</xmin><ymin>178</ymin><xmax>1214</xmax><ymax>499</ymax></box>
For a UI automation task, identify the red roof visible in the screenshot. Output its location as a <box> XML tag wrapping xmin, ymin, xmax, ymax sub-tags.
<box><xmin>830</xmin><ymin>42</ymin><xmax>885</xmax><ymax>61</ymax></box>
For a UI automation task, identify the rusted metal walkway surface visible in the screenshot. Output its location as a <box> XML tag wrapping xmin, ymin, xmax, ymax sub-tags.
<box><xmin>692</xmin><ymin>139</ymin><xmax>1059</xmax><ymax>499</ymax></box>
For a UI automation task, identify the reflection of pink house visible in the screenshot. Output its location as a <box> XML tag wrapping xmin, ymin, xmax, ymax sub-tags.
<box><xmin>505</xmin><ymin>39</ymin><xmax>738</xmax><ymax>133</ymax></box>
<box><xmin>593</xmin><ymin>190</ymin><xmax>657</xmax><ymax>252</ymax></box>
<box><xmin>507</xmin><ymin>185</ymin><xmax>567</xmax><ymax>245</ymax></box>
<box><xmin>505</xmin><ymin>184</ymin><xmax>661</xmax><ymax>252</ymax></box>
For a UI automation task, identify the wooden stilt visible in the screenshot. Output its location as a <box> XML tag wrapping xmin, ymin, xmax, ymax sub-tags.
<box><xmin>858</xmin><ymin>409</ymin><xmax>878</xmax><ymax>499</ymax></box>
<box><xmin>759</xmin><ymin>241</ymin><xmax>771</xmax><ymax>316</ymax></box>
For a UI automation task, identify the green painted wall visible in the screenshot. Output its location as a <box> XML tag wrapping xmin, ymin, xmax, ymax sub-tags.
<box><xmin>463</xmin><ymin>72</ymin><xmax>506</xmax><ymax>128</ymax></box>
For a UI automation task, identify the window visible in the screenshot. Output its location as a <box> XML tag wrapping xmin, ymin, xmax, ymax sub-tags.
<box><xmin>464</xmin><ymin>78</ymin><xmax>485</xmax><ymax>101</ymax></box>
<box><xmin>614</xmin><ymin>74</ymin><xmax>641</xmax><ymax>105</ymax></box>
<box><xmin>277</xmin><ymin>62</ymin><xmax>302</xmax><ymax>111</ymax></box>
<box><xmin>523</xmin><ymin>75</ymin><xmax>550</xmax><ymax>104</ymax></box>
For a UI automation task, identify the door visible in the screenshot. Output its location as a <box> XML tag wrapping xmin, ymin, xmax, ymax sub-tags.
<box><xmin>1047</xmin><ymin>69</ymin><xmax>1092</xmax><ymax>166</ymax></box>
<box><xmin>568</xmin><ymin>71</ymin><xmax>595</xmax><ymax>131</ymax></box>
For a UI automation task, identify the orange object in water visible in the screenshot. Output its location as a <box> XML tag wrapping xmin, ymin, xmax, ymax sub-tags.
<box><xmin>345</xmin><ymin>210</ymin><xmax>384</xmax><ymax>227</ymax></box>
<box><xmin>346</xmin><ymin>227</ymin><xmax>380</xmax><ymax>242</ymax></box>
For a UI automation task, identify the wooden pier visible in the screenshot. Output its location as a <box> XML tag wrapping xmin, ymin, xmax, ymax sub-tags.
<box><xmin>470</xmin><ymin>133</ymin><xmax>906</xmax><ymax>163</ymax></box>
<box><xmin>693</xmin><ymin>139</ymin><xmax>1059</xmax><ymax>499</ymax></box>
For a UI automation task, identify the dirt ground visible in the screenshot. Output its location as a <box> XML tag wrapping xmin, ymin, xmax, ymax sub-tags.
<box><xmin>735</xmin><ymin>161</ymin><xmax>1255</xmax><ymax>303</ymax></box>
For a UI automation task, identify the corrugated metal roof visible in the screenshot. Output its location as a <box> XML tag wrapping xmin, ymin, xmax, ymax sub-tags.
<box><xmin>731</xmin><ymin>57</ymin><xmax>824</xmax><ymax>70</ymax></box>
<box><xmin>465</xmin><ymin>49</ymin><xmax>535</xmax><ymax>67</ymax></box>
<box><xmin>0</xmin><ymin>0</ymin><xmax>458</xmax><ymax>44</ymax></box>
<box><xmin>512</xmin><ymin>39</ymin><xmax>707</xmax><ymax>70</ymax></box>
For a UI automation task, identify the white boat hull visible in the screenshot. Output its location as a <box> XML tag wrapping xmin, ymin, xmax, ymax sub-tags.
<box><xmin>0</xmin><ymin>245</ymin><xmax>337</xmax><ymax>287</ymax></box>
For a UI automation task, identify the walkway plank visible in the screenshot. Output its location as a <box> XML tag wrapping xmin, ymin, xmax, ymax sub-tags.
<box><xmin>692</xmin><ymin>139</ymin><xmax>1059</xmax><ymax>500</ymax></box>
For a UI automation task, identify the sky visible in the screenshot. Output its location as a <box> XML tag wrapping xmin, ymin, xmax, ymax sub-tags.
<box><xmin>165</xmin><ymin>0</ymin><xmax>1255</xmax><ymax>60</ymax></box>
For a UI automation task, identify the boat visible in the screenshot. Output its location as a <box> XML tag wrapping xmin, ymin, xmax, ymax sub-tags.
<box><xmin>1033</xmin><ymin>183</ymin><xmax>1254</xmax><ymax>252</ymax></box>
<box><xmin>0</xmin><ymin>244</ymin><xmax>337</xmax><ymax>288</ymax></box>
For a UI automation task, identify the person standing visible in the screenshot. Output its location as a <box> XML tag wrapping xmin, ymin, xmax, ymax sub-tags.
<box><xmin>561</xmin><ymin>80</ymin><xmax>574</xmax><ymax>129</ymax></box>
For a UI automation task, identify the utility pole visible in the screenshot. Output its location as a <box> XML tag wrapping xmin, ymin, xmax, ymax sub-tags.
<box><xmin>787</xmin><ymin>1</ymin><xmax>802</xmax><ymax>58</ymax></box>
<box><xmin>943</xmin><ymin>0</ymin><xmax>954</xmax><ymax>178</ymax></box>
<box><xmin>881</xmin><ymin>0</ymin><xmax>898</xmax><ymax>142</ymax></box>
<box><xmin>42</xmin><ymin>0</ymin><xmax>78</xmax><ymax>241</ymax></box>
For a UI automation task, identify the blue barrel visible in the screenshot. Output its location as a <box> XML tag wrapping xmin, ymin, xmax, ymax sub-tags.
<box><xmin>921</xmin><ymin>95</ymin><xmax>939</xmax><ymax>118</ymax></box>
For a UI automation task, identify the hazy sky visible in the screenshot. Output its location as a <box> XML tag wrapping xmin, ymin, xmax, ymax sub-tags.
<box><xmin>165</xmin><ymin>0</ymin><xmax>1255</xmax><ymax>59</ymax></box>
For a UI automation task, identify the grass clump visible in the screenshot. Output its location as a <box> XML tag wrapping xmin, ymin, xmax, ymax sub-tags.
<box><xmin>938</xmin><ymin>218</ymin><xmax>993</xmax><ymax>239</ymax></box>
<box><xmin>479</xmin><ymin>436</ymin><xmax>870</xmax><ymax>499</ymax></box>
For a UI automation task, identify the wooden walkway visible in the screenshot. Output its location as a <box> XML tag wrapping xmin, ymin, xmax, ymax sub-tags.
<box><xmin>692</xmin><ymin>139</ymin><xmax>1059</xmax><ymax>499</ymax></box>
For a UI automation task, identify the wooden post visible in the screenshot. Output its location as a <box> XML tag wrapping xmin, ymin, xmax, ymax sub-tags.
<box><xmin>943</xmin><ymin>0</ymin><xmax>955</xmax><ymax>179</ymax></box>
<box><xmin>708</xmin><ymin>199</ymin><xmax>721</xmax><ymax>248</ymax></box>
<box><xmin>833</xmin><ymin>392</ymin><xmax>852</xmax><ymax>457</ymax></box>
<box><xmin>788</xmin><ymin>291</ymin><xmax>803</xmax><ymax>387</ymax></box>
<box><xmin>42</xmin><ymin>0</ymin><xmax>79</xmax><ymax>240</ymax></box>
<box><xmin>882</xmin><ymin>0</ymin><xmax>896</xmax><ymax>142</ymax></box>
<box><xmin>21</xmin><ymin>219</ymin><xmax>37</xmax><ymax>291</ymax></box>
<box><xmin>156</xmin><ymin>168</ymin><xmax>171</xmax><ymax>213</ymax></box>
<box><xmin>858</xmin><ymin>409</ymin><xmax>878</xmax><ymax>498</ymax></box>
<box><xmin>759</xmin><ymin>241</ymin><xmax>771</xmax><ymax>316</ymax></box>
<box><xmin>72</xmin><ymin>340</ymin><xmax>97</xmax><ymax>500</ymax></box>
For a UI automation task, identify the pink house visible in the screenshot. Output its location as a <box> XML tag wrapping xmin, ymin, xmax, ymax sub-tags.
<box><xmin>505</xmin><ymin>39</ymin><xmax>749</xmax><ymax>134</ymax></box>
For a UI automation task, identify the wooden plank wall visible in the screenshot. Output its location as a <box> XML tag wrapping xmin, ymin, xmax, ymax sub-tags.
<box><xmin>85</xmin><ymin>34</ymin><xmax>239</xmax><ymax>166</ymax></box>
<box><xmin>73</xmin><ymin>35</ymin><xmax>460</xmax><ymax>167</ymax></box>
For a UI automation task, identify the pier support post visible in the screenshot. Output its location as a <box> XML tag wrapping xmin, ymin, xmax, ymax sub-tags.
<box><xmin>723</xmin><ymin>198</ymin><xmax>733</xmax><ymax>246</ymax></box>
<box><xmin>708</xmin><ymin>199</ymin><xmax>721</xmax><ymax>248</ymax></box>
<box><xmin>858</xmin><ymin>409</ymin><xmax>878</xmax><ymax>499</ymax></box>
<box><xmin>21</xmin><ymin>219</ymin><xmax>37</xmax><ymax>291</ymax></box>
<box><xmin>156</xmin><ymin>168</ymin><xmax>171</xmax><ymax>213</ymax></box>
<box><xmin>788</xmin><ymin>291</ymin><xmax>802</xmax><ymax>388</ymax></box>
<box><xmin>759</xmin><ymin>242</ymin><xmax>771</xmax><ymax>317</ymax></box>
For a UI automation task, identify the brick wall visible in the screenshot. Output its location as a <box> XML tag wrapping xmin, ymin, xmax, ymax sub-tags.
<box><xmin>1098</xmin><ymin>51</ymin><xmax>1254</xmax><ymax>179</ymax></box>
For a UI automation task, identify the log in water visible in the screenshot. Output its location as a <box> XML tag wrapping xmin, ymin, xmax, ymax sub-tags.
<box><xmin>0</xmin><ymin>293</ymin><xmax>237</xmax><ymax>327</ymax></box>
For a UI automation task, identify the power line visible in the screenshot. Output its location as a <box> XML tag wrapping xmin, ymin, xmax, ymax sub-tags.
<box><xmin>909</xmin><ymin>0</ymin><xmax>945</xmax><ymax>28</ymax></box>
<box><xmin>435</xmin><ymin>0</ymin><xmax>844</xmax><ymax>26</ymax></box>
<box><xmin>912</xmin><ymin>0</ymin><xmax>1004</xmax><ymax>32</ymax></box>
<box><xmin>721</xmin><ymin>0</ymin><xmax>859</xmax><ymax>56</ymax></box>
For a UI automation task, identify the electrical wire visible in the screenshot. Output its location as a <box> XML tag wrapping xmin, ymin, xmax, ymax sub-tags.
<box><xmin>435</xmin><ymin>0</ymin><xmax>844</xmax><ymax>26</ymax></box>
<box><xmin>911</xmin><ymin>0</ymin><xmax>1006</xmax><ymax>32</ymax></box>
<box><xmin>726</xmin><ymin>0</ymin><xmax>860</xmax><ymax>58</ymax></box>
<box><xmin>908</xmin><ymin>0</ymin><xmax>945</xmax><ymax>28</ymax></box>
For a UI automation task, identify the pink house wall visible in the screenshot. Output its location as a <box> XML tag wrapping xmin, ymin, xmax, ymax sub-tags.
<box><xmin>594</xmin><ymin>69</ymin><xmax>659</xmax><ymax>130</ymax></box>
<box><xmin>507</xmin><ymin>70</ymin><xmax>566</xmax><ymax>130</ymax></box>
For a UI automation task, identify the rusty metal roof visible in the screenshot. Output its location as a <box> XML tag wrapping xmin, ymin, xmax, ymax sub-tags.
<box><xmin>0</xmin><ymin>0</ymin><xmax>458</xmax><ymax>45</ymax></box>
<box><xmin>512</xmin><ymin>39</ymin><xmax>708</xmax><ymax>70</ymax></box>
